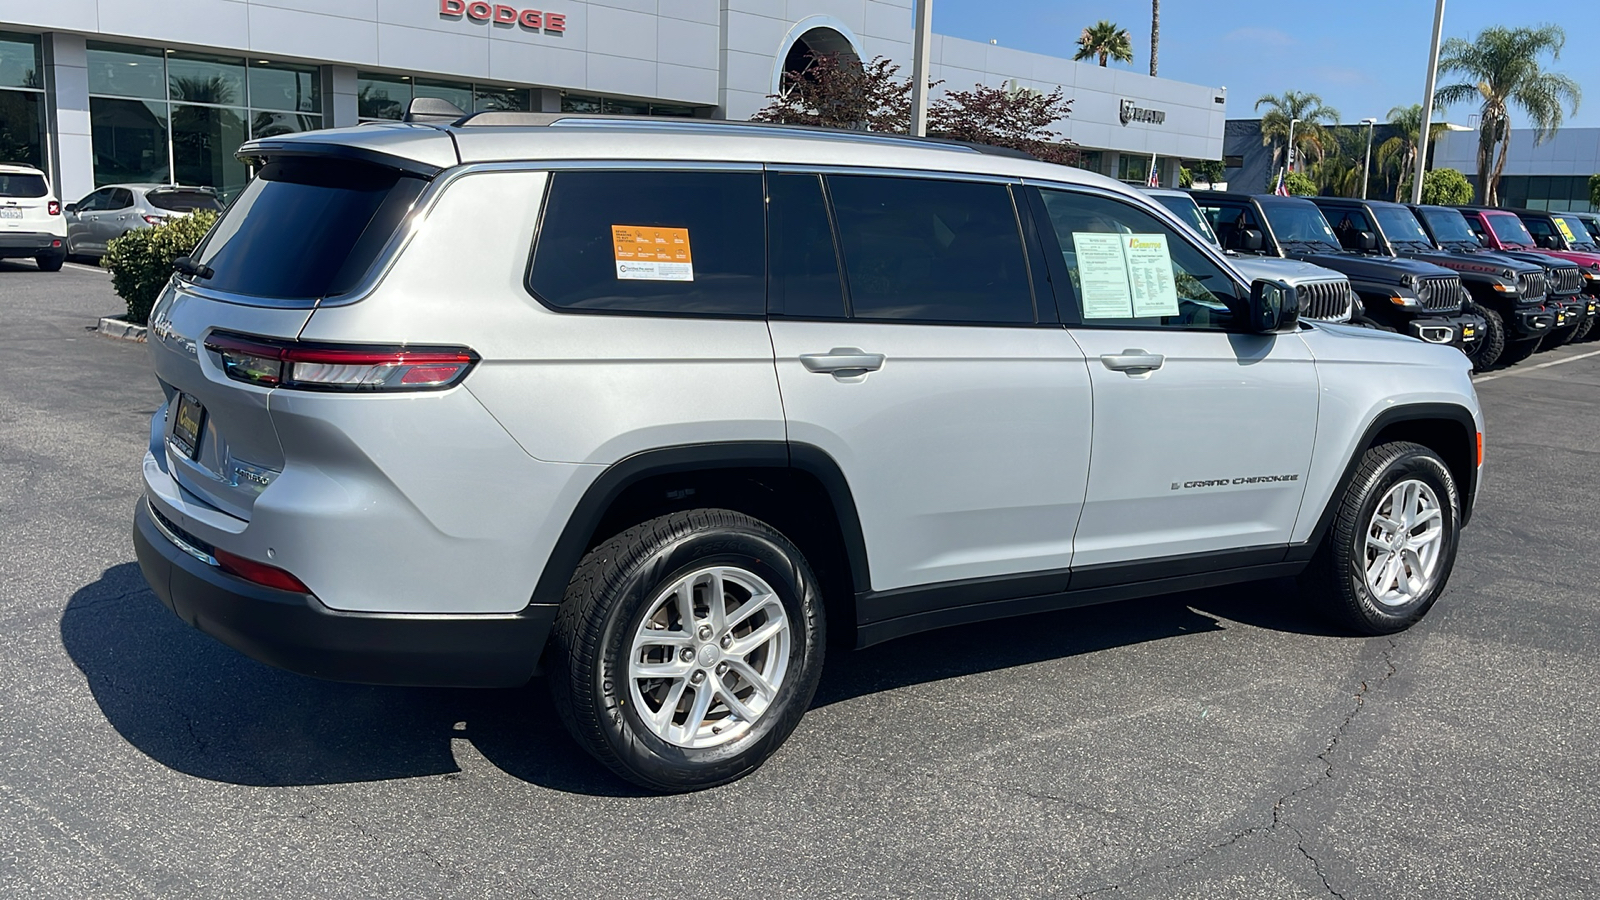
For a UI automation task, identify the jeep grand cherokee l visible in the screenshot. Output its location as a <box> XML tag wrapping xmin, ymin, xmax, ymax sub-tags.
<box><xmin>134</xmin><ymin>112</ymin><xmax>1484</xmax><ymax>792</ymax></box>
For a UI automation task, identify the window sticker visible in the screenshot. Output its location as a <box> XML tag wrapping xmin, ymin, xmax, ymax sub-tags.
<box><xmin>612</xmin><ymin>225</ymin><xmax>694</xmax><ymax>281</ymax></box>
<box><xmin>1072</xmin><ymin>232</ymin><xmax>1180</xmax><ymax>319</ymax></box>
<box><xmin>1554</xmin><ymin>217</ymin><xmax>1576</xmax><ymax>243</ymax></box>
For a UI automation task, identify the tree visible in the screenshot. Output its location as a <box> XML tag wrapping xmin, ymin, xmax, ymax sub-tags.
<box><xmin>1375</xmin><ymin>104</ymin><xmax>1450</xmax><ymax>202</ymax></box>
<box><xmin>1589</xmin><ymin>173</ymin><xmax>1600</xmax><ymax>210</ymax></box>
<box><xmin>1401</xmin><ymin>168</ymin><xmax>1475</xmax><ymax>205</ymax></box>
<box><xmin>1191</xmin><ymin>159</ymin><xmax>1225</xmax><ymax>184</ymax></box>
<box><xmin>751</xmin><ymin>52</ymin><xmax>916</xmax><ymax>132</ymax></box>
<box><xmin>1255</xmin><ymin>91</ymin><xmax>1340</xmax><ymax>174</ymax></box>
<box><xmin>1435</xmin><ymin>25</ymin><xmax>1581</xmax><ymax>206</ymax></box>
<box><xmin>1149</xmin><ymin>1</ymin><xmax>1160</xmax><ymax>77</ymax></box>
<box><xmin>1266</xmin><ymin>170</ymin><xmax>1318</xmax><ymax>196</ymax></box>
<box><xmin>928</xmin><ymin>82</ymin><xmax>1078</xmax><ymax>165</ymax></box>
<box><xmin>1074</xmin><ymin>21</ymin><xmax>1133</xmax><ymax>67</ymax></box>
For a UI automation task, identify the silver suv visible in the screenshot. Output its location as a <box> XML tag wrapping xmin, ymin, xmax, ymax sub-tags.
<box><xmin>134</xmin><ymin>114</ymin><xmax>1484</xmax><ymax>792</ymax></box>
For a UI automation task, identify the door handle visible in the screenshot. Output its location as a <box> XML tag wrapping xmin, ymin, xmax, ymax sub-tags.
<box><xmin>799</xmin><ymin>348</ymin><xmax>886</xmax><ymax>377</ymax></box>
<box><xmin>1100</xmin><ymin>350</ymin><xmax>1165</xmax><ymax>374</ymax></box>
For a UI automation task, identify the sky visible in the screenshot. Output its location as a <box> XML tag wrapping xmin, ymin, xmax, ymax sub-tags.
<box><xmin>932</xmin><ymin>1</ymin><xmax>1599</xmax><ymax>129</ymax></box>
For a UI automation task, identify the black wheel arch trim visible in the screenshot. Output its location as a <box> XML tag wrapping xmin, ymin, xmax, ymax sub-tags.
<box><xmin>529</xmin><ymin>441</ymin><xmax>872</xmax><ymax>610</ymax></box>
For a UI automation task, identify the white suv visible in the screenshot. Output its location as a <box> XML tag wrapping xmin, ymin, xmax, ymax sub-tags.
<box><xmin>0</xmin><ymin>163</ymin><xmax>68</xmax><ymax>271</ymax></box>
<box><xmin>133</xmin><ymin>114</ymin><xmax>1483</xmax><ymax>792</ymax></box>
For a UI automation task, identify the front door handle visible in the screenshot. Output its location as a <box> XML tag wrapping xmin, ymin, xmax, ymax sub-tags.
<box><xmin>799</xmin><ymin>348</ymin><xmax>886</xmax><ymax>377</ymax></box>
<box><xmin>1101</xmin><ymin>350</ymin><xmax>1165</xmax><ymax>374</ymax></box>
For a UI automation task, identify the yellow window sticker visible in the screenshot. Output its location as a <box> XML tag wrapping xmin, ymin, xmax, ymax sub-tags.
<box><xmin>612</xmin><ymin>225</ymin><xmax>694</xmax><ymax>281</ymax></box>
<box><xmin>1554</xmin><ymin>217</ymin><xmax>1576</xmax><ymax>243</ymax></box>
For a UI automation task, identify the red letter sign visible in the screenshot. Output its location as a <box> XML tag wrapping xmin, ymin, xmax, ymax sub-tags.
<box><xmin>545</xmin><ymin>12</ymin><xmax>565</xmax><ymax>32</ymax></box>
<box><xmin>465</xmin><ymin>1</ymin><xmax>492</xmax><ymax>20</ymax></box>
<box><xmin>492</xmin><ymin>4</ymin><xmax>516</xmax><ymax>23</ymax></box>
<box><xmin>519</xmin><ymin>9</ymin><xmax>542</xmax><ymax>28</ymax></box>
<box><xmin>439</xmin><ymin>0</ymin><xmax>464</xmax><ymax>14</ymax></box>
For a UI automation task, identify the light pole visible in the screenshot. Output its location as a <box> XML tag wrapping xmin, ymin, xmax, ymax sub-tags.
<box><xmin>909</xmin><ymin>0</ymin><xmax>933</xmax><ymax>136</ymax></box>
<box><xmin>1361</xmin><ymin>117</ymin><xmax>1378</xmax><ymax>199</ymax></box>
<box><xmin>1412</xmin><ymin>0</ymin><xmax>1447</xmax><ymax>204</ymax></box>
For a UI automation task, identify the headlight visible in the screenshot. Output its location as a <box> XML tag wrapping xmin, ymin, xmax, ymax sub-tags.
<box><xmin>1400</xmin><ymin>274</ymin><xmax>1419</xmax><ymax>289</ymax></box>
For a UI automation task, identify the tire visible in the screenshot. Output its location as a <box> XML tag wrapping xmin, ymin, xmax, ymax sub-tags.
<box><xmin>1546</xmin><ymin>321</ymin><xmax>1578</xmax><ymax>348</ymax></box>
<box><xmin>1572</xmin><ymin>314</ymin><xmax>1595</xmax><ymax>342</ymax></box>
<box><xmin>547</xmin><ymin>509</ymin><xmax>826</xmax><ymax>792</ymax></box>
<box><xmin>1462</xmin><ymin>301</ymin><xmax>1504</xmax><ymax>371</ymax></box>
<box><xmin>1297</xmin><ymin>442</ymin><xmax>1461</xmax><ymax>635</ymax></box>
<box><xmin>34</xmin><ymin>253</ymin><xmax>64</xmax><ymax>272</ymax></box>
<box><xmin>1498</xmin><ymin>336</ymin><xmax>1542</xmax><ymax>366</ymax></box>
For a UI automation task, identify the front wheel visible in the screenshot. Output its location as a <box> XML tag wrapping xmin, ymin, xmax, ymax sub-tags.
<box><xmin>547</xmin><ymin>509</ymin><xmax>825</xmax><ymax>792</ymax></box>
<box><xmin>1572</xmin><ymin>314</ymin><xmax>1595</xmax><ymax>342</ymax></box>
<box><xmin>1462</xmin><ymin>301</ymin><xmax>1504</xmax><ymax>371</ymax></box>
<box><xmin>1298</xmin><ymin>442</ymin><xmax>1461</xmax><ymax>635</ymax></box>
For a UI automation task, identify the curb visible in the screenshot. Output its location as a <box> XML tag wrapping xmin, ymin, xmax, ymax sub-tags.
<box><xmin>97</xmin><ymin>317</ymin><xmax>147</xmax><ymax>342</ymax></box>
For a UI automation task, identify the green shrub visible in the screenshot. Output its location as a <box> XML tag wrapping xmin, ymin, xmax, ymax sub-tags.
<box><xmin>1587</xmin><ymin>172</ymin><xmax>1600</xmax><ymax>209</ymax></box>
<box><xmin>1264</xmin><ymin>171</ymin><xmax>1319</xmax><ymax>196</ymax></box>
<box><xmin>101</xmin><ymin>211</ymin><xmax>218</xmax><ymax>325</ymax></box>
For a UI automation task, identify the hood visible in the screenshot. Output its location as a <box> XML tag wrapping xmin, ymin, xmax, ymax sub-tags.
<box><xmin>1228</xmin><ymin>255</ymin><xmax>1348</xmax><ymax>285</ymax></box>
<box><xmin>1496</xmin><ymin>249</ymin><xmax>1581</xmax><ymax>272</ymax></box>
<box><xmin>1289</xmin><ymin>250</ymin><xmax>1455</xmax><ymax>284</ymax></box>
<box><xmin>1531</xmin><ymin>248</ymin><xmax>1600</xmax><ymax>271</ymax></box>
<box><xmin>1396</xmin><ymin>249</ymin><xmax>1535</xmax><ymax>281</ymax></box>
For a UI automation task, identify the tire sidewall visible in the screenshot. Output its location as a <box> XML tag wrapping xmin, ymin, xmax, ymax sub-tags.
<box><xmin>591</xmin><ymin>523</ymin><xmax>823</xmax><ymax>789</ymax></box>
<box><xmin>1340</xmin><ymin>448</ymin><xmax>1460</xmax><ymax>629</ymax></box>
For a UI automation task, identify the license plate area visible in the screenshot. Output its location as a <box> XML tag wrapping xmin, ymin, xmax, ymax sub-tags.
<box><xmin>0</xmin><ymin>208</ymin><xmax>22</xmax><ymax>219</ymax></box>
<box><xmin>170</xmin><ymin>393</ymin><xmax>206</xmax><ymax>460</ymax></box>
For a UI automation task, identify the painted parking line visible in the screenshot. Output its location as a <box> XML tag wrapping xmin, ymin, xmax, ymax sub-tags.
<box><xmin>64</xmin><ymin>261</ymin><xmax>107</xmax><ymax>274</ymax></box>
<box><xmin>1474</xmin><ymin>347</ymin><xmax>1600</xmax><ymax>383</ymax></box>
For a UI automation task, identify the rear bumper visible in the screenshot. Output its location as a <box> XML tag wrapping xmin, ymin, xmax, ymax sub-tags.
<box><xmin>0</xmin><ymin>232</ymin><xmax>64</xmax><ymax>256</ymax></box>
<box><xmin>134</xmin><ymin>501</ymin><xmax>554</xmax><ymax>688</ymax></box>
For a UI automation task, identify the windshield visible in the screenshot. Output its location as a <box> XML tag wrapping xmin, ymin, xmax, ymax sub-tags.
<box><xmin>1261</xmin><ymin>201</ymin><xmax>1340</xmax><ymax>247</ymax></box>
<box><xmin>1579</xmin><ymin>216</ymin><xmax>1600</xmax><ymax>243</ymax></box>
<box><xmin>1373</xmin><ymin>206</ymin><xmax>1433</xmax><ymax>246</ymax></box>
<box><xmin>1418</xmin><ymin>207</ymin><xmax>1479</xmax><ymax>245</ymax></box>
<box><xmin>0</xmin><ymin>173</ymin><xmax>48</xmax><ymax>198</ymax></box>
<box><xmin>1552</xmin><ymin>214</ymin><xmax>1598</xmax><ymax>250</ymax></box>
<box><xmin>1486</xmin><ymin>213</ymin><xmax>1536</xmax><ymax>248</ymax></box>
<box><xmin>1150</xmin><ymin>194</ymin><xmax>1220</xmax><ymax>246</ymax></box>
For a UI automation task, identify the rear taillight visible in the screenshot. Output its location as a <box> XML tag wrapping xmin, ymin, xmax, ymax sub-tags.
<box><xmin>214</xmin><ymin>548</ymin><xmax>312</xmax><ymax>593</ymax></box>
<box><xmin>142</xmin><ymin>214</ymin><xmax>165</xmax><ymax>225</ymax></box>
<box><xmin>203</xmin><ymin>332</ymin><xmax>478</xmax><ymax>392</ymax></box>
<box><xmin>47</xmin><ymin>201</ymin><xmax>60</xmax><ymax>216</ymax></box>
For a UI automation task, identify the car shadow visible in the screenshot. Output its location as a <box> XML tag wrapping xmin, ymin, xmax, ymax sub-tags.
<box><xmin>62</xmin><ymin>563</ymin><xmax>1344</xmax><ymax>795</ymax></box>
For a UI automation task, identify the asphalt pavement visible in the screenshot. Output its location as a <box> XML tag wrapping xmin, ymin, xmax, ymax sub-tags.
<box><xmin>1</xmin><ymin>258</ymin><xmax>1597</xmax><ymax>899</ymax></box>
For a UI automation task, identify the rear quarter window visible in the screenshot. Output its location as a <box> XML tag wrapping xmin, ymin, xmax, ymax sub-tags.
<box><xmin>527</xmin><ymin>170</ymin><xmax>765</xmax><ymax>317</ymax></box>
<box><xmin>149</xmin><ymin>189</ymin><xmax>223</xmax><ymax>212</ymax></box>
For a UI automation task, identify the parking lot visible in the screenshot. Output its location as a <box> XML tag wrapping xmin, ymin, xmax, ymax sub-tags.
<box><xmin>2</xmin><ymin>259</ymin><xmax>1596</xmax><ymax>899</ymax></box>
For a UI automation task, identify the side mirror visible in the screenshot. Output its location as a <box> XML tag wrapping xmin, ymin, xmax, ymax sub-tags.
<box><xmin>1536</xmin><ymin>234</ymin><xmax>1557</xmax><ymax>249</ymax></box>
<box><xmin>1239</xmin><ymin>227</ymin><xmax>1264</xmax><ymax>252</ymax></box>
<box><xmin>1250</xmin><ymin>278</ymin><xmax>1300</xmax><ymax>333</ymax></box>
<box><xmin>1358</xmin><ymin>231</ymin><xmax>1377</xmax><ymax>252</ymax></box>
<box><xmin>64</xmin><ymin>203</ymin><xmax>78</xmax><ymax>214</ymax></box>
<box><xmin>1475</xmin><ymin>234</ymin><xmax>1489</xmax><ymax>247</ymax></box>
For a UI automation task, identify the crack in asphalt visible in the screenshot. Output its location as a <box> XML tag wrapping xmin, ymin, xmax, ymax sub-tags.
<box><xmin>1068</xmin><ymin>636</ymin><xmax>1401</xmax><ymax>899</ymax></box>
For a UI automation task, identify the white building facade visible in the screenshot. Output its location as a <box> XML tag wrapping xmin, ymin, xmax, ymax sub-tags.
<box><xmin>1432</xmin><ymin>127</ymin><xmax>1600</xmax><ymax>212</ymax></box>
<box><xmin>0</xmin><ymin>0</ymin><xmax>1226</xmax><ymax>204</ymax></box>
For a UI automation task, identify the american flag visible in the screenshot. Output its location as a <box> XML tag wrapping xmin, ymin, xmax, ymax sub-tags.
<box><xmin>1147</xmin><ymin>154</ymin><xmax>1160</xmax><ymax>188</ymax></box>
<box><xmin>1274</xmin><ymin>169</ymin><xmax>1290</xmax><ymax>196</ymax></box>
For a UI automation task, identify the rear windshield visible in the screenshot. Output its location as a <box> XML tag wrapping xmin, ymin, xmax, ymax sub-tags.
<box><xmin>148</xmin><ymin>189</ymin><xmax>223</xmax><ymax>212</ymax></box>
<box><xmin>188</xmin><ymin>158</ymin><xmax>427</xmax><ymax>300</ymax></box>
<box><xmin>0</xmin><ymin>173</ymin><xmax>48</xmax><ymax>198</ymax></box>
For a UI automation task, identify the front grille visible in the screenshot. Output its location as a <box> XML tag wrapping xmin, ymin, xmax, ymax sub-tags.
<box><xmin>1417</xmin><ymin>274</ymin><xmax>1463</xmax><ymax>311</ymax></box>
<box><xmin>1518</xmin><ymin>271</ymin><xmax>1546</xmax><ymax>300</ymax></box>
<box><xmin>1550</xmin><ymin>266</ymin><xmax>1583</xmax><ymax>296</ymax></box>
<box><xmin>1299</xmin><ymin>279</ymin><xmax>1352</xmax><ymax>321</ymax></box>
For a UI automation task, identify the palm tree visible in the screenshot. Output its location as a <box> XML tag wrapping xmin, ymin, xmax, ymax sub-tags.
<box><xmin>1149</xmin><ymin>1</ymin><xmax>1160</xmax><ymax>76</ymax></box>
<box><xmin>1375</xmin><ymin>104</ymin><xmax>1450</xmax><ymax>202</ymax></box>
<box><xmin>1074</xmin><ymin>21</ymin><xmax>1133</xmax><ymax>68</ymax></box>
<box><xmin>1434</xmin><ymin>25</ymin><xmax>1580</xmax><ymax>206</ymax></box>
<box><xmin>1255</xmin><ymin>91</ymin><xmax>1341</xmax><ymax>174</ymax></box>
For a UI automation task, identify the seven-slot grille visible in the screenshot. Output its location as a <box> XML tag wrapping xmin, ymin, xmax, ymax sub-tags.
<box><xmin>1300</xmin><ymin>279</ymin><xmax>1352</xmax><ymax>321</ymax></box>
<box><xmin>1517</xmin><ymin>271</ymin><xmax>1546</xmax><ymax>300</ymax></box>
<box><xmin>1417</xmin><ymin>274</ymin><xmax>1464</xmax><ymax>310</ymax></box>
<box><xmin>1550</xmin><ymin>266</ymin><xmax>1583</xmax><ymax>296</ymax></box>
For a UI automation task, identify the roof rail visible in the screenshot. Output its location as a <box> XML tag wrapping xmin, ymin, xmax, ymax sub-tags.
<box><xmin>447</xmin><ymin>111</ymin><xmax>1043</xmax><ymax>159</ymax></box>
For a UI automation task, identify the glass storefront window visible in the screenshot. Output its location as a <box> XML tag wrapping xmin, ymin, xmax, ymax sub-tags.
<box><xmin>474</xmin><ymin>86</ymin><xmax>530</xmax><ymax>112</ymax></box>
<box><xmin>1</xmin><ymin>31</ymin><xmax>42</xmax><ymax>89</ymax></box>
<box><xmin>0</xmin><ymin>90</ymin><xmax>44</xmax><ymax>167</ymax></box>
<box><xmin>89</xmin><ymin>97</ymin><xmax>170</xmax><ymax>185</ymax></box>
<box><xmin>168</xmin><ymin>51</ymin><xmax>246</xmax><ymax>107</ymax></box>
<box><xmin>250</xmin><ymin>111</ymin><xmax>321</xmax><ymax>138</ymax></box>
<box><xmin>413</xmin><ymin>78</ymin><xmax>472</xmax><ymax>112</ymax></box>
<box><xmin>561</xmin><ymin>94</ymin><xmax>602</xmax><ymax>114</ymax></box>
<box><xmin>172</xmin><ymin>103</ymin><xmax>247</xmax><ymax>196</ymax></box>
<box><xmin>249</xmin><ymin>61</ymin><xmax>320</xmax><ymax>113</ymax></box>
<box><xmin>87</xmin><ymin>42</ymin><xmax>166</xmax><ymax>100</ymax></box>
<box><xmin>357</xmin><ymin>73</ymin><xmax>410</xmax><ymax>120</ymax></box>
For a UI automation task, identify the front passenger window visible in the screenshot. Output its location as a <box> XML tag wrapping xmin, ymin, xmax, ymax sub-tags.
<box><xmin>1036</xmin><ymin>189</ymin><xmax>1245</xmax><ymax>330</ymax></box>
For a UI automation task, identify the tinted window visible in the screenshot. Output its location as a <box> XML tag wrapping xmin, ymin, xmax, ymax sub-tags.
<box><xmin>1418</xmin><ymin>207</ymin><xmax>1478</xmax><ymax>244</ymax></box>
<box><xmin>148</xmin><ymin>189</ymin><xmax>223</xmax><ymax>212</ymax></box>
<box><xmin>0</xmin><ymin>173</ymin><xmax>47</xmax><ymax>197</ymax></box>
<box><xmin>1488</xmin><ymin>214</ymin><xmax>1537</xmax><ymax>247</ymax></box>
<box><xmin>1150</xmin><ymin>193</ymin><xmax>1220</xmax><ymax>246</ymax></box>
<box><xmin>1038</xmin><ymin>188</ymin><xmax>1244</xmax><ymax>331</ymax></box>
<box><xmin>767</xmin><ymin>173</ymin><xmax>845</xmax><ymax>319</ymax></box>
<box><xmin>108</xmin><ymin>188</ymin><xmax>134</xmax><ymax>209</ymax></box>
<box><xmin>827</xmin><ymin>175</ymin><xmax>1035</xmax><ymax>324</ymax></box>
<box><xmin>1372</xmin><ymin>206</ymin><xmax>1432</xmax><ymax>245</ymax></box>
<box><xmin>1258</xmin><ymin>200</ymin><xmax>1340</xmax><ymax>248</ymax></box>
<box><xmin>1321</xmin><ymin>206</ymin><xmax>1371</xmax><ymax>248</ymax></box>
<box><xmin>189</xmin><ymin>158</ymin><xmax>426</xmax><ymax>300</ymax></box>
<box><xmin>1194</xmin><ymin>199</ymin><xmax>1261</xmax><ymax>252</ymax></box>
<box><xmin>529</xmin><ymin>170</ymin><xmax>765</xmax><ymax>316</ymax></box>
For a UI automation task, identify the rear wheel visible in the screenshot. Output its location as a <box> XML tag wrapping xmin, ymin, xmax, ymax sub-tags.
<box><xmin>1498</xmin><ymin>336</ymin><xmax>1542</xmax><ymax>366</ymax></box>
<box><xmin>547</xmin><ymin>509</ymin><xmax>825</xmax><ymax>792</ymax></box>
<box><xmin>1462</xmin><ymin>301</ymin><xmax>1503</xmax><ymax>371</ymax></box>
<box><xmin>34</xmin><ymin>252</ymin><xmax>64</xmax><ymax>272</ymax></box>
<box><xmin>1298</xmin><ymin>442</ymin><xmax>1460</xmax><ymax>635</ymax></box>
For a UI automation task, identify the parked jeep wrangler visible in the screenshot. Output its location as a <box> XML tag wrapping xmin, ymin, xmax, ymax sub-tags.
<box><xmin>1145</xmin><ymin>188</ymin><xmax>1356</xmax><ymax>323</ymax></box>
<box><xmin>1312</xmin><ymin>197</ymin><xmax>1551</xmax><ymax>369</ymax></box>
<box><xmin>1458</xmin><ymin>207</ymin><xmax>1595</xmax><ymax>345</ymax></box>
<box><xmin>134</xmin><ymin>112</ymin><xmax>1484</xmax><ymax>792</ymax></box>
<box><xmin>1189</xmin><ymin>191</ymin><xmax>1483</xmax><ymax>354</ymax></box>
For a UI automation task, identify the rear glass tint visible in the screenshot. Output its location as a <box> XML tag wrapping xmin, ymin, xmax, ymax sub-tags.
<box><xmin>0</xmin><ymin>173</ymin><xmax>48</xmax><ymax>198</ymax></box>
<box><xmin>148</xmin><ymin>189</ymin><xmax>222</xmax><ymax>212</ymax></box>
<box><xmin>189</xmin><ymin>158</ymin><xmax>426</xmax><ymax>300</ymax></box>
<box><xmin>528</xmin><ymin>170</ymin><xmax>765</xmax><ymax>317</ymax></box>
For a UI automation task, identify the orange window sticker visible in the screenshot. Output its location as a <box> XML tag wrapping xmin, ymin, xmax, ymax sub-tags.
<box><xmin>612</xmin><ymin>225</ymin><xmax>694</xmax><ymax>281</ymax></box>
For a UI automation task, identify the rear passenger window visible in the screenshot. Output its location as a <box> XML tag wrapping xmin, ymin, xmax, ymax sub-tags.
<box><xmin>826</xmin><ymin>175</ymin><xmax>1036</xmax><ymax>324</ymax></box>
<box><xmin>529</xmin><ymin>170</ymin><xmax>765</xmax><ymax>317</ymax></box>
<box><xmin>767</xmin><ymin>173</ymin><xmax>846</xmax><ymax>319</ymax></box>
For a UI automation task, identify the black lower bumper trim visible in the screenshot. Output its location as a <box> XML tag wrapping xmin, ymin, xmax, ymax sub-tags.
<box><xmin>134</xmin><ymin>502</ymin><xmax>553</xmax><ymax>688</ymax></box>
<box><xmin>0</xmin><ymin>232</ymin><xmax>63</xmax><ymax>254</ymax></box>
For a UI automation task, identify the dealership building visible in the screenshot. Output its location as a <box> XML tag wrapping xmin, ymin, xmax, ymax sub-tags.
<box><xmin>0</xmin><ymin>1</ymin><xmax>1226</xmax><ymax>205</ymax></box>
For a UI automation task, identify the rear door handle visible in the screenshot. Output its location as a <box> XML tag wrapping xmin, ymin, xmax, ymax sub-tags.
<box><xmin>1100</xmin><ymin>350</ymin><xmax>1165</xmax><ymax>374</ymax></box>
<box><xmin>799</xmin><ymin>348</ymin><xmax>886</xmax><ymax>377</ymax></box>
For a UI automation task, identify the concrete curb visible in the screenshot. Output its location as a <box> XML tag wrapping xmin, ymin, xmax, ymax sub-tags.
<box><xmin>97</xmin><ymin>317</ymin><xmax>147</xmax><ymax>342</ymax></box>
